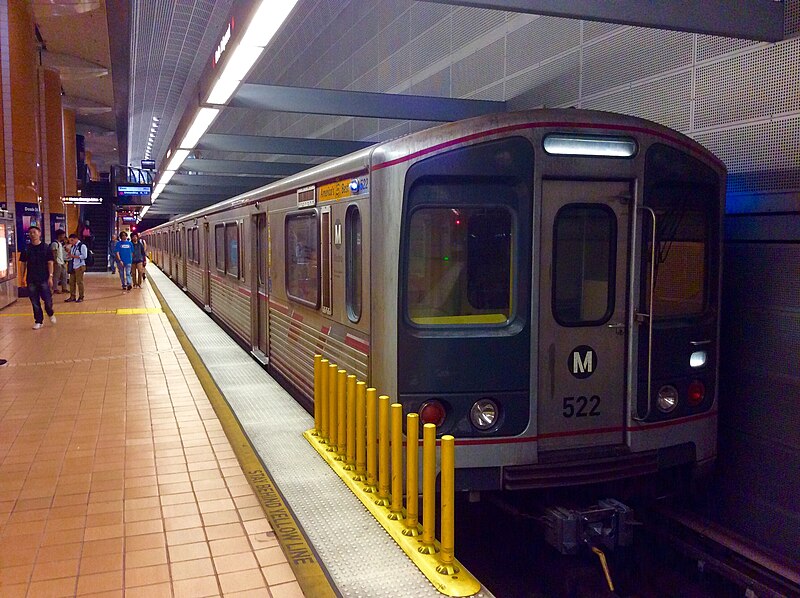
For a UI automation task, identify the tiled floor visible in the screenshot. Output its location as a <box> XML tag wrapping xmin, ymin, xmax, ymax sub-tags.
<box><xmin>0</xmin><ymin>272</ymin><xmax>305</xmax><ymax>597</ymax></box>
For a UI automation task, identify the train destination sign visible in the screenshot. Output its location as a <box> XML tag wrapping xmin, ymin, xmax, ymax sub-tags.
<box><xmin>318</xmin><ymin>176</ymin><xmax>368</xmax><ymax>203</ymax></box>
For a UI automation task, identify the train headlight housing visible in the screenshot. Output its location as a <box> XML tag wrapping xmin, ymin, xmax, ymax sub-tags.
<box><xmin>470</xmin><ymin>398</ymin><xmax>499</xmax><ymax>430</ymax></box>
<box><xmin>419</xmin><ymin>400</ymin><xmax>447</xmax><ymax>427</ymax></box>
<box><xmin>656</xmin><ymin>385</ymin><xmax>679</xmax><ymax>413</ymax></box>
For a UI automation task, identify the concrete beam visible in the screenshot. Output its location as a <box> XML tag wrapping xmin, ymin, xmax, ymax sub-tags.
<box><xmin>197</xmin><ymin>134</ymin><xmax>372</xmax><ymax>156</ymax></box>
<box><xmin>420</xmin><ymin>0</ymin><xmax>785</xmax><ymax>41</ymax></box>
<box><xmin>181</xmin><ymin>158</ymin><xmax>310</xmax><ymax>176</ymax></box>
<box><xmin>230</xmin><ymin>83</ymin><xmax>507</xmax><ymax>121</ymax></box>
<box><xmin>170</xmin><ymin>174</ymin><xmax>274</xmax><ymax>189</ymax></box>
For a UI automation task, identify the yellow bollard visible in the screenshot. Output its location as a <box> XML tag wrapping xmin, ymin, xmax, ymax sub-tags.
<box><xmin>375</xmin><ymin>395</ymin><xmax>391</xmax><ymax>506</ymax></box>
<box><xmin>436</xmin><ymin>435</ymin><xmax>459</xmax><ymax>575</ymax></box>
<box><xmin>402</xmin><ymin>413</ymin><xmax>420</xmax><ymax>536</ymax></box>
<box><xmin>344</xmin><ymin>375</ymin><xmax>356</xmax><ymax>471</ymax></box>
<box><xmin>365</xmin><ymin>388</ymin><xmax>378</xmax><ymax>492</ymax></box>
<box><xmin>327</xmin><ymin>363</ymin><xmax>338</xmax><ymax>452</ymax></box>
<box><xmin>312</xmin><ymin>355</ymin><xmax>322</xmax><ymax>435</ymax></box>
<box><xmin>419</xmin><ymin>423</ymin><xmax>439</xmax><ymax>554</ymax></box>
<box><xmin>353</xmin><ymin>382</ymin><xmax>367</xmax><ymax>481</ymax></box>
<box><xmin>336</xmin><ymin>370</ymin><xmax>347</xmax><ymax>460</ymax></box>
<box><xmin>319</xmin><ymin>358</ymin><xmax>329</xmax><ymax>443</ymax></box>
<box><xmin>388</xmin><ymin>403</ymin><xmax>404</xmax><ymax>520</ymax></box>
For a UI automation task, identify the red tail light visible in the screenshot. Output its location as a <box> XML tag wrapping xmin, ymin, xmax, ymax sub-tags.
<box><xmin>688</xmin><ymin>380</ymin><xmax>705</xmax><ymax>406</ymax></box>
<box><xmin>419</xmin><ymin>400</ymin><xmax>447</xmax><ymax>426</ymax></box>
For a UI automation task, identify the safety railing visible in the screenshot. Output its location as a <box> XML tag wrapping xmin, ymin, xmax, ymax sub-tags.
<box><xmin>303</xmin><ymin>354</ymin><xmax>481</xmax><ymax>597</ymax></box>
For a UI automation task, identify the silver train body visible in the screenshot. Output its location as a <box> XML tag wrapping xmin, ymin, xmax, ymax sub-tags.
<box><xmin>146</xmin><ymin>110</ymin><xmax>725</xmax><ymax>491</ymax></box>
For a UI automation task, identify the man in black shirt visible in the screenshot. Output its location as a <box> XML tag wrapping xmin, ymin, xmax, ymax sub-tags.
<box><xmin>19</xmin><ymin>226</ymin><xmax>56</xmax><ymax>330</ymax></box>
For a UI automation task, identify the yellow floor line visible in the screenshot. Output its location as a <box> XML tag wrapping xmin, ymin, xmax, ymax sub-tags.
<box><xmin>148</xmin><ymin>276</ymin><xmax>337</xmax><ymax>598</ymax></box>
<box><xmin>0</xmin><ymin>308</ymin><xmax>161</xmax><ymax>317</ymax></box>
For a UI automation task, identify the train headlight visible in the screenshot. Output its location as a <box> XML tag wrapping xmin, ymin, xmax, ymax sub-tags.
<box><xmin>470</xmin><ymin>399</ymin><xmax>499</xmax><ymax>430</ymax></box>
<box><xmin>656</xmin><ymin>385</ymin><xmax>679</xmax><ymax>413</ymax></box>
<box><xmin>419</xmin><ymin>400</ymin><xmax>447</xmax><ymax>427</ymax></box>
<box><xmin>690</xmin><ymin>350</ymin><xmax>707</xmax><ymax>368</ymax></box>
<box><xmin>687</xmin><ymin>380</ymin><xmax>705</xmax><ymax>406</ymax></box>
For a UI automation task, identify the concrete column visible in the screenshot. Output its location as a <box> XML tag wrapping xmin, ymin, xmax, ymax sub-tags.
<box><xmin>5</xmin><ymin>0</ymin><xmax>42</xmax><ymax>285</ymax></box>
<box><xmin>62</xmin><ymin>108</ymin><xmax>79</xmax><ymax>233</ymax></box>
<box><xmin>39</xmin><ymin>67</ymin><xmax>65</xmax><ymax>243</ymax></box>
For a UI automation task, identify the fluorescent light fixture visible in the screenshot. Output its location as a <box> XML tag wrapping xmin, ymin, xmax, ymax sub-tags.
<box><xmin>207</xmin><ymin>76</ymin><xmax>242</xmax><ymax>105</ymax></box>
<box><xmin>166</xmin><ymin>149</ymin><xmax>190</xmax><ymax>172</ymax></box>
<box><xmin>179</xmin><ymin>107</ymin><xmax>219</xmax><ymax>149</ymax></box>
<box><xmin>139</xmin><ymin>206</ymin><xmax>150</xmax><ymax>217</ymax></box>
<box><xmin>543</xmin><ymin>134</ymin><xmax>637</xmax><ymax>157</ymax></box>
<box><xmin>240</xmin><ymin>0</ymin><xmax>299</xmax><ymax>48</ymax></box>
<box><xmin>158</xmin><ymin>170</ymin><xmax>176</xmax><ymax>187</ymax></box>
<box><xmin>204</xmin><ymin>0</ymin><xmax>299</xmax><ymax>106</ymax></box>
<box><xmin>152</xmin><ymin>116</ymin><xmax>159</xmax><ymax>122</ymax></box>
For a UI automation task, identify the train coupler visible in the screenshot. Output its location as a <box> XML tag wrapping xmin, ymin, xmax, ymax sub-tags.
<box><xmin>543</xmin><ymin>498</ymin><xmax>636</xmax><ymax>555</ymax></box>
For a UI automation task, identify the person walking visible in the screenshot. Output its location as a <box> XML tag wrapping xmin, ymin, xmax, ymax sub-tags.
<box><xmin>50</xmin><ymin>230</ymin><xmax>69</xmax><ymax>294</ymax></box>
<box><xmin>131</xmin><ymin>232</ymin><xmax>147</xmax><ymax>288</ymax></box>
<box><xmin>108</xmin><ymin>234</ymin><xmax>118</xmax><ymax>275</ymax></box>
<box><xmin>65</xmin><ymin>233</ymin><xmax>88</xmax><ymax>303</ymax></box>
<box><xmin>19</xmin><ymin>225</ymin><xmax>56</xmax><ymax>329</ymax></box>
<box><xmin>115</xmin><ymin>231</ymin><xmax>134</xmax><ymax>291</ymax></box>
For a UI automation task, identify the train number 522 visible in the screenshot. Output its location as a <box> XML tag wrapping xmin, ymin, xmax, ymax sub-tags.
<box><xmin>562</xmin><ymin>395</ymin><xmax>601</xmax><ymax>417</ymax></box>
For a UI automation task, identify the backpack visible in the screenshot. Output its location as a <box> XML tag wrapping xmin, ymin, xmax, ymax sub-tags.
<box><xmin>78</xmin><ymin>241</ymin><xmax>95</xmax><ymax>267</ymax></box>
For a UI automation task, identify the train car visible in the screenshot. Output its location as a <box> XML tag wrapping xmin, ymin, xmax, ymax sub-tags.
<box><xmin>0</xmin><ymin>209</ymin><xmax>18</xmax><ymax>310</ymax></box>
<box><xmin>145</xmin><ymin>109</ymin><xmax>725</xmax><ymax>492</ymax></box>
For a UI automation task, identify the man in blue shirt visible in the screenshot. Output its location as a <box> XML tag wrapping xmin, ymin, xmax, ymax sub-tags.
<box><xmin>115</xmin><ymin>231</ymin><xmax>134</xmax><ymax>291</ymax></box>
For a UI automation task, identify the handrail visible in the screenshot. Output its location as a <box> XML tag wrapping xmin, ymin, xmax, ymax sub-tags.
<box><xmin>634</xmin><ymin>206</ymin><xmax>657</xmax><ymax>422</ymax></box>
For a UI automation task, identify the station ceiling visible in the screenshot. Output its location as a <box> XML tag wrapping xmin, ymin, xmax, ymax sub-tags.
<box><xmin>36</xmin><ymin>1</ymin><xmax>788</xmax><ymax>221</ymax></box>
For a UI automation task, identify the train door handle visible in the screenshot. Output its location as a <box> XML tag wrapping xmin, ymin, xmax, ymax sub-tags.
<box><xmin>607</xmin><ymin>322</ymin><xmax>625</xmax><ymax>335</ymax></box>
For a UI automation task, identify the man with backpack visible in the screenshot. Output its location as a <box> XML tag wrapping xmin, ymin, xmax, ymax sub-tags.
<box><xmin>131</xmin><ymin>232</ymin><xmax>147</xmax><ymax>288</ymax></box>
<box><xmin>65</xmin><ymin>233</ymin><xmax>88</xmax><ymax>303</ymax></box>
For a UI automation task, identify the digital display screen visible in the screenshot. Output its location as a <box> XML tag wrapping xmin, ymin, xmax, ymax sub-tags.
<box><xmin>121</xmin><ymin>216</ymin><xmax>137</xmax><ymax>223</ymax></box>
<box><xmin>141</xmin><ymin>159</ymin><xmax>156</xmax><ymax>170</ymax></box>
<box><xmin>0</xmin><ymin>223</ymin><xmax>7</xmax><ymax>279</ymax></box>
<box><xmin>115</xmin><ymin>184</ymin><xmax>152</xmax><ymax>205</ymax></box>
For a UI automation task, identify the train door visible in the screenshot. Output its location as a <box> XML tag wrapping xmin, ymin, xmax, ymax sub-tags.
<box><xmin>181</xmin><ymin>227</ymin><xmax>187</xmax><ymax>289</ymax></box>
<box><xmin>203</xmin><ymin>222</ymin><xmax>211</xmax><ymax>310</ymax></box>
<box><xmin>537</xmin><ymin>180</ymin><xmax>631</xmax><ymax>452</ymax></box>
<box><xmin>251</xmin><ymin>213</ymin><xmax>269</xmax><ymax>361</ymax></box>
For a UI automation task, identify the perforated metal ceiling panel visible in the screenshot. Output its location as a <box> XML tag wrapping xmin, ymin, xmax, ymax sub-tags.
<box><xmin>130</xmin><ymin>0</ymin><xmax>799</xmax><ymax>218</ymax></box>
<box><xmin>128</xmin><ymin>0</ymin><xmax>233</xmax><ymax>166</ymax></box>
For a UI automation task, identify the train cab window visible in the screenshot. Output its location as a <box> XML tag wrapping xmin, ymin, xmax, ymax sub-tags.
<box><xmin>215</xmin><ymin>225</ymin><xmax>225</xmax><ymax>271</ymax></box>
<box><xmin>226</xmin><ymin>223</ymin><xmax>239</xmax><ymax>278</ymax></box>
<box><xmin>644</xmin><ymin>144</ymin><xmax>718</xmax><ymax>319</ymax></box>
<box><xmin>345</xmin><ymin>205</ymin><xmax>362</xmax><ymax>322</ymax></box>
<box><xmin>406</xmin><ymin>207</ymin><xmax>512</xmax><ymax>325</ymax></box>
<box><xmin>285</xmin><ymin>212</ymin><xmax>319</xmax><ymax>307</ymax></box>
<box><xmin>552</xmin><ymin>205</ymin><xmax>615</xmax><ymax>326</ymax></box>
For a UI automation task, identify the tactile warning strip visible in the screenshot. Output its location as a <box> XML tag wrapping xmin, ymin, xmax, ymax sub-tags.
<box><xmin>147</xmin><ymin>267</ymin><xmax>492</xmax><ymax>598</ymax></box>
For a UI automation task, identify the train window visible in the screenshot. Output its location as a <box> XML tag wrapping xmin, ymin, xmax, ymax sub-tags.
<box><xmin>553</xmin><ymin>205</ymin><xmax>616</xmax><ymax>326</ymax></box>
<box><xmin>285</xmin><ymin>212</ymin><xmax>319</xmax><ymax>308</ymax></box>
<box><xmin>215</xmin><ymin>225</ymin><xmax>225</xmax><ymax>271</ymax></box>
<box><xmin>345</xmin><ymin>205</ymin><xmax>362</xmax><ymax>322</ymax></box>
<box><xmin>407</xmin><ymin>207</ymin><xmax>512</xmax><ymax>325</ymax></box>
<box><xmin>226</xmin><ymin>222</ymin><xmax>239</xmax><ymax>278</ymax></box>
<box><xmin>644</xmin><ymin>144</ymin><xmax>718</xmax><ymax>319</ymax></box>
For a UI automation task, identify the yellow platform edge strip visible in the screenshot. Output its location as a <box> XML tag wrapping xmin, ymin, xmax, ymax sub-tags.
<box><xmin>303</xmin><ymin>430</ymin><xmax>482</xmax><ymax>597</ymax></box>
<box><xmin>148</xmin><ymin>278</ymin><xmax>337</xmax><ymax>598</ymax></box>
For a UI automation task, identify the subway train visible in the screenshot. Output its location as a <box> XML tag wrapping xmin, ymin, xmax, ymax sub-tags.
<box><xmin>145</xmin><ymin>109</ymin><xmax>725</xmax><ymax>492</ymax></box>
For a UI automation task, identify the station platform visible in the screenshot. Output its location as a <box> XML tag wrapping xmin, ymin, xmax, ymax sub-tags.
<box><xmin>0</xmin><ymin>269</ymin><xmax>491</xmax><ymax>597</ymax></box>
